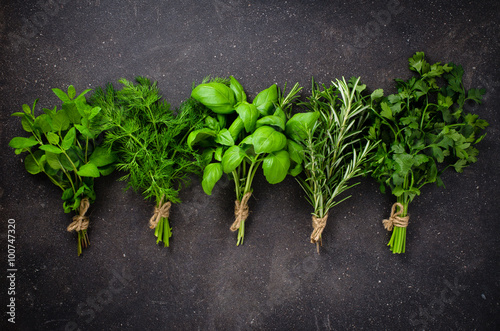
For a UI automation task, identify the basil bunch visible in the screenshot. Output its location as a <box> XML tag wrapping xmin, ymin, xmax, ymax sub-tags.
<box><xmin>189</xmin><ymin>76</ymin><xmax>317</xmax><ymax>245</ymax></box>
<box><xmin>9</xmin><ymin>86</ymin><xmax>116</xmax><ymax>255</ymax></box>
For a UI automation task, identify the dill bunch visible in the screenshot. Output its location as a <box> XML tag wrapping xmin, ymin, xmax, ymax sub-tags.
<box><xmin>90</xmin><ymin>77</ymin><xmax>209</xmax><ymax>246</ymax></box>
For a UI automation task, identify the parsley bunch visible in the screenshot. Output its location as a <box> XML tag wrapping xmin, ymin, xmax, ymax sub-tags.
<box><xmin>91</xmin><ymin>77</ymin><xmax>209</xmax><ymax>247</ymax></box>
<box><xmin>366</xmin><ymin>52</ymin><xmax>489</xmax><ymax>253</ymax></box>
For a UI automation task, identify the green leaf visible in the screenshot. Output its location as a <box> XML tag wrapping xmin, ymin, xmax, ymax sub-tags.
<box><xmin>39</xmin><ymin>144</ymin><xmax>63</xmax><ymax>154</ymax></box>
<box><xmin>75</xmin><ymin>124</ymin><xmax>93</xmax><ymax>139</ymax></box>
<box><xmin>431</xmin><ymin>146</ymin><xmax>445</xmax><ymax>163</ymax></box>
<box><xmin>229</xmin><ymin>76</ymin><xmax>247</xmax><ymax>104</ymax></box>
<box><xmin>287</xmin><ymin>139</ymin><xmax>304</xmax><ymax>164</ymax></box>
<box><xmin>256</xmin><ymin>115</ymin><xmax>286</xmax><ymax>131</ymax></box>
<box><xmin>46</xmin><ymin>132</ymin><xmax>60</xmax><ymax>145</ymax></box>
<box><xmin>89</xmin><ymin>145</ymin><xmax>117</xmax><ymax>167</ymax></box>
<box><xmin>467</xmin><ymin>88</ymin><xmax>485</xmax><ymax>103</ymax></box>
<box><xmin>371</xmin><ymin>89</ymin><xmax>384</xmax><ymax>101</ymax></box>
<box><xmin>408</xmin><ymin>52</ymin><xmax>427</xmax><ymax>74</ymax></box>
<box><xmin>393</xmin><ymin>153</ymin><xmax>414</xmax><ymax>175</ymax></box>
<box><xmin>67</xmin><ymin>85</ymin><xmax>76</xmax><ymax>99</ymax></box>
<box><xmin>77</xmin><ymin>163</ymin><xmax>101</xmax><ymax>177</ymax></box>
<box><xmin>62</xmin><ymin>102</ymin><xmax>81</xmax><ymax>124</ymax></box>
<box><xmin>21</xmin><ymin>116</ymin><xmax>34</xmax><ymax>132</ymax></box>
<box><xmin>214</xmin><ymin>129</ymin><xmax>235</xmax><ymax>146</ymax></box>
<box><xmin>9</xmin><ymin>136</ymin><xmax>39</xmax><ymax>149</ymax></box>
<box><xmin>24</xmin><ymin>151</ymin><xmax>44</xmax><ymax>174</ymax></box>
<box><xmin>22</xmin><ymin>104</ymin><xmax>32</xmax><ymax>115</ymax></box>
<box><xmin>34</xmin><ymin>114</ymin><xmax>53</xmax><ymax>133</ymax></box>
<box><xmin>52</xmin><ymin>88</ymin><xmax>71</xmax><ymax>103</ymax></box>
<box><xmin>235</xmin><ymin>102</ymin><xmax>259</xmax><ymax>133</ymax></box>
<box><xmin>61</xmin><ymin>127</ymin><xmax>76</xmax><ymax>150</ymax></box>
<box><xmin>262</xmin><ymin>150</ymin><xmax>290</xmax><ymax>184</ymax></box>
<box><xmin>392</xmin><ymin>186</ymin><xmax>405</xmax><ymax>197</ymax></box>
<box><xmin>45</xmin><ymin>152</ymin><xmax>62</xmax><ymax>170</ymax></box>
<box><xmin>187</xmin><ymin>128</ymin><xmax>217</xmax><ymax>148</ymax></box>
<box><xmin>288</xmin><ymin>163</ymin><xmax>303</xmax><ymax>177</ymax></box>
<box><xmin>221</xmin><ymin>145</ymin><xmax>247</xmax><ymax>173</ymax></box>
<box><xmin>99</xmin><ymin>164</ymin><xmax>116</xmax><ymax>176</ymax></box>
<box><xmin>61</xmin><ymin>188</ymin><xmax>74</xmax><ymax>201</ymax></box>
<box><xmin>252</xmin><ymin>126</ymin><xmax>287</xmax><ymax>154</ymax></box>
<box><xmin>191</xmin><ymin>82</ymin><xmax>236</xmax><ymax>114</ymax></box>
<box><xmin>52</xmin><ymin>110</ymin><xmax>70</xmax><ymax>132</ymax></box>
<box><xmin>201</xmin><ymin>163</ymin><xmax>223</xmax><ymax>195</ymax></box>
<box><xmin>253</xmin><ymin>84</ymin><xmax>278</xmax><ymax>116</ymax></box>
<box><xmin>285</xmin><ymin>111</ymin><xmax>320</xmax><ymax>141</ymax></box>
<box><xmin>214</xmin><ymin>146</ymin><xmax>223</xmax><ymax>161</ymax></box>
<box><xmin>380</xmin><ymin>102</ymin><xmax>393</xmax><ymax>120</ymax></box>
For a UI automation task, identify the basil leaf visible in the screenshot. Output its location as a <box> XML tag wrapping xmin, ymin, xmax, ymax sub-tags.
<box><xmin>187</xmin><ymin>128</ymin><xmax>217</xmax><ymax>148</ymax></box>
<box><xmin>262</xmin><ymin>150</ymin><xmax>290</xmax><ymax>184</ymax></box>
<box><xmin>253</xmin><ymin>84</ymin><xmax>278</xmax><ymax>116</ymax></box>
<box><xmin>235</xmin><ymin>102</ymin><xmax>259</xmax><ymax>133</ymax></box>
<box><xmin>287</xmin><ymin>140</ymin><xmax>304</xmax><ymax>164</ymax></box>
<box><xmin>191</xmin><ymin>82</ymin><xmax>236</xmax><ymax>114</ymax></box>
<box><xmin>256</xmin><ymin>115</ymin><xmax>285</xmax><ymax>131</ymax></box>
<box><xmin>230</xmin><ymin>76</ymin><xmax>247</xmax><ymax>104</ymax></box>
<box><xmin>201</xmin><ymin>162</ymin><xmax>223</xmax><ymax>195</ymax></box>
<box><xmin>214</xmin><ymin>128</ymin><xmax>235</xmax><ymax>146</ymax></box>
<box><xmin>285</xmin><ymin>111</ymin><xmax>320</xmax><ymax>141</ymax></box>
<box><xmin>252</xmin><ymin>126</ymin><xmax>287</xmax><ymax>154</ymax></box>
<box><xmin>221</xmin><ymin>145</ymin><xmax>247</xmax><ymax>174</ymax></box>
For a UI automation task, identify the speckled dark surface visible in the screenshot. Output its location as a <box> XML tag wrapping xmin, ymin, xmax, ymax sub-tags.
<box><xmin>1</xmin><ymin>1</ymin><xmax>499</xmax><ymax>330</ymax></box>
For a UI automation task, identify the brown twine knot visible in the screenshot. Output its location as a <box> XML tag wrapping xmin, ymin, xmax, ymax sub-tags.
<box><xmin>230</xmin><ymin>192</ymin><xmax>252</xmax><ymax>232</ymax></box>
<box><xmin>149</xmin><ymin>195</ymin><xmax>171</xmax><ymax>229</ymax></box>
<box><xmin>311</xmin><ymin>213</ymin><xmax>328</xmax><ymax>253</ymax></box>
<box><xmin>67</xmin><ymin>198</ymin><xmax>90</xmax><ymax>232</ymax></box>
<box><xmin>383</xmin><ymin>202</ymin><xmax>409</xmax><ymax>231</ymax></box>
<box><xmin>311</xmin><ymin>213</ymin><xmax>328</xmax><ymax>244</ymax></box>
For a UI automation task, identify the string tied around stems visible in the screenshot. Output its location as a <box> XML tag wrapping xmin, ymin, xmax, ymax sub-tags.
<box><xmin>149</xmin><ymin>195</ymin><xmax>171</xmax><ymax>229</ymax></box>
<box><xmin>230</xmin><ymin>192</ymin><xmax>252</xmax><ymax>232</ymax></box>
<box><xmin>67</xmin><ymin>197</ymin><xmax>90</xmax><ymax>232</ymax></box>
<box><xmin>383</xmin><ymin>202</ymin><xmax>409</xmax><ymax>231</ymax></box>
<box><xmin>311</xmin><ymin>213</ymin><xmax>328</xmax><ymax>254</ymax></box>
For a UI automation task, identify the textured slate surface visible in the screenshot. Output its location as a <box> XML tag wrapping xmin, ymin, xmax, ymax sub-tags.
<box><xmin>1</xmin><ymin>0</ymin><xmax>499</xmax><ymax>330</ymax></box>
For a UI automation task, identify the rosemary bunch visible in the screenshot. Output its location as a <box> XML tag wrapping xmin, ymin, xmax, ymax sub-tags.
<box><xmin>91</xmin><ymin>77</ymin><xmax>209</xmax><ymax>246</ymax></box>
<box><xmin>297</xmin><ymin>77</ymin><xmax>376</xmax><ymax>252</ymax></box>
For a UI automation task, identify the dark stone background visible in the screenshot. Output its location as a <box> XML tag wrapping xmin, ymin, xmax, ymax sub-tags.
<box><xmin>1</xmin><ymin>0</ymin><xmax>499</xmax><ymax>330</ymax></box>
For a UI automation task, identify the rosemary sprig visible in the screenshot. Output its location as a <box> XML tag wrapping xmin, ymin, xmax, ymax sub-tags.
<box><xmin>297</xmin><ymin>77</ymin><xmax>376</xmax><ymax>252</ymax></box>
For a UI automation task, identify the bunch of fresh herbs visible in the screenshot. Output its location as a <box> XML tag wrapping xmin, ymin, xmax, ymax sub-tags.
<box><xmin>297</xmin><ymin>77</ymin><xmax>376</xmax><ymax>252</ymax></box>
<box><xmin>90</xmin><ymin>77</ymin><xmax>210</xmax><ymax>247</ymax></box>
<box><xmin>9</xmin><ymin>86</ymin><xmax>116</xmax><ymax>255</ymax></box>
<box><xmin>366</xmin><ymin>52</ymin><xmax>489</xmax><ymax>253</ymax></box>
<box><xmin>189</xmin><ymin>76</ymin><xmax>316</xmax><ymax>245</ymax></box>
